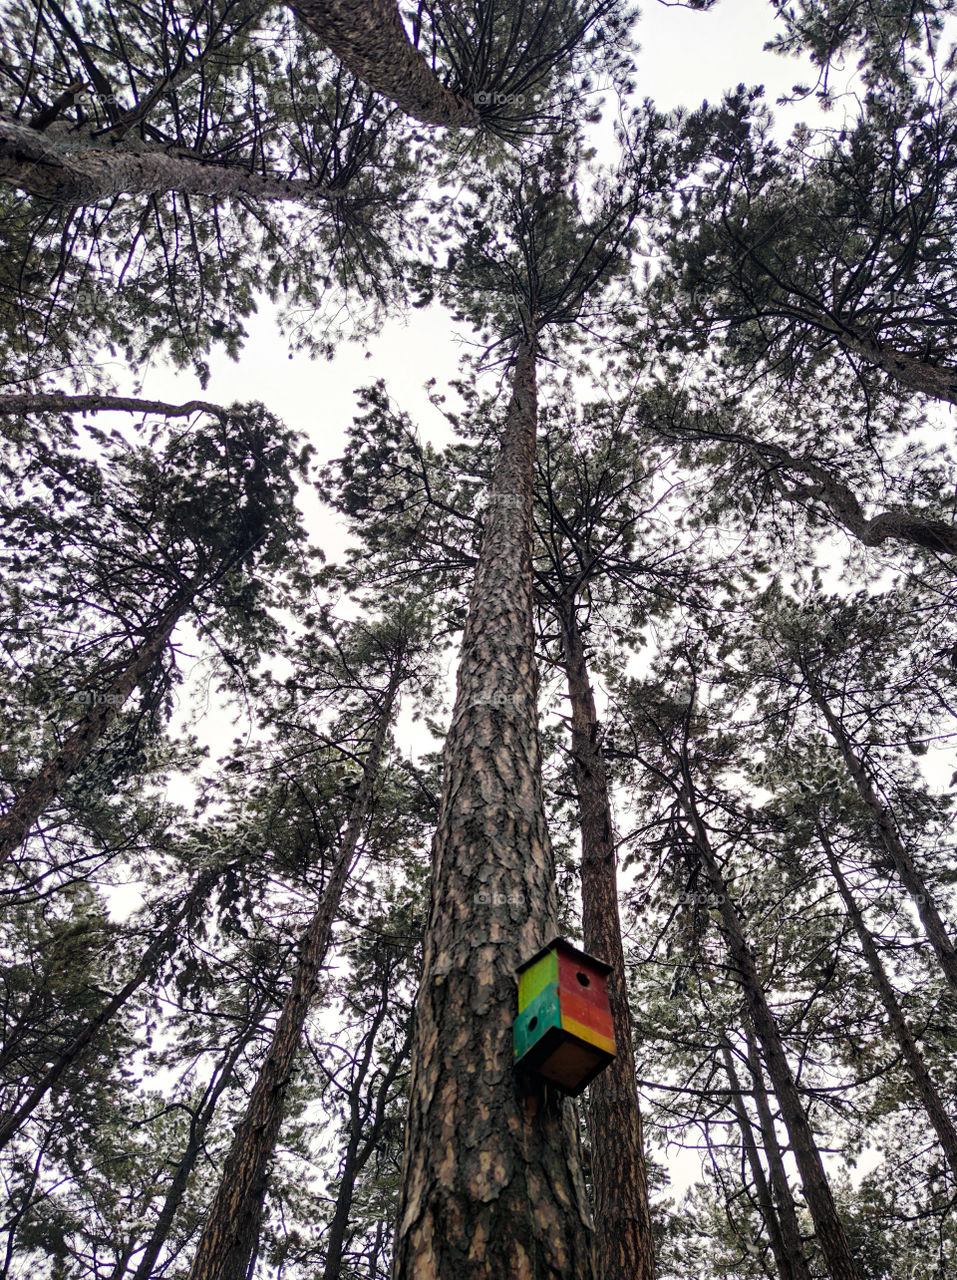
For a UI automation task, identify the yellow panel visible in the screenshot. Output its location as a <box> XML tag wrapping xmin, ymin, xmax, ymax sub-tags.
<box><xmin>561</xmin><ymin>1016</ymin><xmax>615</xmax><ymax>1057</ymax></box>
<box><xmin>518</xmin><ymin>949</ymin><xmax>558</xmax><ymax>1010</ymax></box>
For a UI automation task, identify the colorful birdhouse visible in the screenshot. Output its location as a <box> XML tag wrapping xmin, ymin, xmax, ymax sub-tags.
<box><xmin>513</xmin><ymin>937</ymin><xmax>616</xmax><ymax>1095</ymax></box>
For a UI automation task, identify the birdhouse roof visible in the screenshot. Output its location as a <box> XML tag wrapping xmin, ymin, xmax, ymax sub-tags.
<box><xmin>515</xmin><ymin>935</ymin><xmax>612</xmax><ymax>977</ymax></box>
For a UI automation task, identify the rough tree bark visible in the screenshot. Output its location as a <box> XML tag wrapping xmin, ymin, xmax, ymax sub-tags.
<box><xmin>0</xmin><ymin>593</ymin><xmax>187</xmax><ymax>865</ymax></box>
<box><xmin>807</xmin><ymin>678</ymin><xmax>957</xmax><ymax>996</ymax></box>
<box><xmin>392</xmin><ymin>338</ymin><xmax>599</xmax><ymax>1280</ymax></box>
<box><xmin>559</xmin><ymin>602</ymin><xmax>655</xmax><ymax>1280</ymax></box>
<box><xmin>677</xmin><ymin>769</ymin><xmax>861</xmax><ymax>1280</ymax></box>
<box><xmin>186</xmin><ymin>667</ymin><xmax>401</xmax><ymax>1280</ymax></box>
<box><xmin>0</xmin><ymin>863</ymin><xmax>219</xmax><ymax>1151</ymax></box>
<box><xmin>720</xmin><ymin>1038</ymin><xmax>809</xmax><ymax>1280</ymax></box>
<box><xmin>820</xmin><ymin>827</ymin><xmax>957</xmax><ymax>1178</ymax></box>
<box><xmin>842</xmin><ymin>329</ymin><xmax>957</xmax><ymax>409</ymax></box>
<box><xmin>291</xmin><ymin>0</ymin><xmax>480</xmax><ymax>129</ymax></box>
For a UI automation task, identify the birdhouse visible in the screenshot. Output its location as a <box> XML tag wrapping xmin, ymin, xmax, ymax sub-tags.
<box><xmin>513</xmin><ymin>937</ymin><xmax>616</xmax><ymax>1095</ymax></box>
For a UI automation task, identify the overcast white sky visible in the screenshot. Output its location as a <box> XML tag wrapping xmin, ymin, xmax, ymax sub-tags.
<box><xmin>84</xmin><ymin>0</ymin><xmax>948</xmax><ymax>1203</ymax></box>
<box><xmin>110</xmin><ymin>0</ymin><xmax>848</xmax><ymax>882</ymax></box>
<box><xmin>126</xmin><ymin>0</ymin><xmax>838</xmax><ymax>502</ymax></box>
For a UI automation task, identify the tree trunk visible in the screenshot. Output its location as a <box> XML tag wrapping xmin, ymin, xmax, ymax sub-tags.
<box><xmin>392</xmin><ymin>338</ymin><xmax>598</xmax><ymax>1280</ymax></box>
<box><xmin>740</xmin><ymin>1027</ymin><xmax>814</xmax><ymax>1280</ymax></box>
<box><xmin>130</xmin><ymin>1019</ymin><xmax>263</xmax><ymax>1280</ymax></box>
<box><xmin>821</xmin><ymin>829</ymin><xmax>957</xmax><ymax>1178</ymax></box>
<box><xmin>0</xmin><ymin>594</ymin><xmax>186</xmax><ymax>865</ymax></box>
<box><xmin>321</xmin><ymin>998</ymin><xmax>411</xmax><ymax>1280</ymax></box>
<box><xmin>186</xmin><ymin>669</ymin><xmax>400</xmax><ymax>1280</ymax></box>
<box><xmin>808</xmin><ymin>679</ymin><xmax>957</xmax><ymax>996</ymax></box>
<box><xmin>720</xmin><ymin>1039</ymin><xmax>809</xmax><ymax>1280</ymax></box>
<box><xmin>559</xmin><ymin>603</ymin><xmax>655</xmax><ymax>1280</ymax></box>
<box><xmin>0</xmin><ymin>392</ymin><xmax>225</xmax><ymax>419</ymax></box>
<box><xmin>0</xmin><ymin>115</ymin><xmax>346</xmax><ymax>204</ymax></box>
<box><xmin>678</xmin><ymin>779</ymin><xmax>860</xmax><ymax>1280</ymax></box>
<box><xmin>750</xmin><ymin>440</ymin><xmax>957</xmax><ymax>555</ymax></box>
<box><xmin>0</xmin><ymin>1133</ymin><xmax>46</xmax><ymax>1280</ymax></box>
<box><xmin>842</xmin><ymin>330</ymin><xmax>957</xmax><ymax>408</ymax></box>
<box><xmin>0</xmin><ymin>863</ymin><xmax>218</xmax><ymax>1151</ymax></box>
<box><xmin>291</xmin><ymin>0</ymin><xmax>480</xmax><ymax>129</ymax></box>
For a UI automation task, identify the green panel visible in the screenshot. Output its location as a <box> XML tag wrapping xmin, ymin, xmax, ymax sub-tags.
<box><xmin>518</xmin><ymin>949</ymin><xmax>558</xmax><ymax>1011</ymax></box>
<box><xmin>513</xmin><ymin>983</ymin><xmax>561</xmax><ymax>1061</ymax></box>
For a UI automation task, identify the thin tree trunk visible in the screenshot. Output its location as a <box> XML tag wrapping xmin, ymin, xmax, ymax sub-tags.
<box><xmin>291</xmin><ymin>0</ymin><xmax>480</xmax><ymax>129</ymax></box>
<box><xmin>130</xmin><ymin>1017</ymin><xmax>264</xmax><ymax>1280</ymax></box>
<box><xmin>560</xmin><ymin>602</ymin><xmax>655</xmax><ymax>1280</ymax></box>
<box><xmin>740</xmin><ymin>1024</ymin><xmax>811</xmax><ymax>1280</ymax></box>
<box><xmin>0</xmin><ymin>116</ymin><xmax>346</xmax><ymax>204</ymax></box>
<box><xmin>677</xmin><ymin>774</ymin><xmax>861</xmax><ymax>1280</ymax></box>
<box><xmin>0</xmin><ymin>594</ymin><xmax>186</xmax><ymax>865</ymax></box>
<box><xmin>392</xmin><ymin>338</ymin><xmax>599</xmax><ymax>1280</ymax></box>
<box><xmin>808</xmin><ymin>679</ymin><xmax>957</xmax><ymax>995</ymax></box>
<box><xmin>0</xmin><ymin>863</ymin><xmax>218</xmax><ymax>1151</ymax></box>
<box><xmin>0</xmin><ymin>392</ymin><xmax>225</xmax><ymax>419</ymax></box>
<box><xmin>0</xmin><ymin>1133</ymin><xmax>46</xmax><ymax>1280</ymax></box>
<box><xmin>720</xmin><ymin>1039</ymin><xmax>808</xmax><ymax>1280</ymax></box>
<box><xmin>322</xmin><ymin>998</ymin><xmax>411</xmax><ymax>1280</ymax></box>
<box><xmin>820</xmin><ymin>828</ymin><xmax>957</xmax><ymax>1178</ymax></box>
<box><xmin>186</xmin><ymin>668</ymin><xmax>401</xmax><ymax>1280</ymax></box>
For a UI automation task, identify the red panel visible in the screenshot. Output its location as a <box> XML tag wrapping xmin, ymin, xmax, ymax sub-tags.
<box><xmin>560</xmin><ymin>987</ymin><xmax>614</xmax><ymax>1038</ymax></box>
<box><xmin>556</xmin><ymin>947</ymin><xmax>610</xmax><ymax>1013</ymax></box>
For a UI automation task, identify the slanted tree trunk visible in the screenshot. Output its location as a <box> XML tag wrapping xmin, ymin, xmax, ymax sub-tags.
<box><xmin>129</xmin><ymin>1014</ymin><xmax>265</xmax><ymax>1280</ymax></box>
<box><xmin>0</xmin><ymin>116</ymin><xmax>346</xmax><ymax>204</ymax></box>
<box><xmin>740</xmin><ymin>1024</ymin><xmax>811</xmax><ymax>1280</ymax></box>
<box><xmin>821</xmin><ymin>828</ymin><xmax>957</xmax><ymax>1178</ymax></box>
<box><xmin>186</xmin><ymin>668</ymin><xmax>401</xmax><ymax>1280</ymax></box>
<box><xmin>559</xmin><ymin>602</ymin><xmax>655</xmax><ymax>1280</ymax></box>
<box><xmin>0</xmin><ymin>862</ymin><xmax>218</xmax><ymax>1151</ymax></box>
<box><xmin>677</xmin><ymin>773</ymin><xmax>861</xmax><ymax>1280</ymax></box>
<box><xmin>0</xmin><ymin>592</ymin><xmax>187</xmax><ymax>865</ymax></box>
<box><xmin>291</xmin><ymin>0</ymin><xmax>480</xmax><ymax>129</ymax></box>
<box><xmin>748</xmin><ymin>440</ymin><xmax>957</xmax><ymax>555</ymax></box>
<box><xmin>392</xmin><ymin>337</ymin><xmax>599</xmax><ymax>1280</ymax></box>
<box><xmin>807</xmin><ymin>677</ymin><xmax>957</xmax><ymax>996</ymax></box>
<box><xmin>719</xmin><ymin>1038</ymin><xmax>808</xmax><ymax>1280</ymax></box>
<box><xmin>321</xmin><ymin>999</ymin><xmax>412</xmax><ymax>1280</ymax></box>
<box><xmin>650</xmin><ymin>417</ymin><xmax>957</xmax><ymax>556</ymax></box>
<box><xmin>0</xmin><ymin>392</ymin><xmax>225</xmax><ymax>419</ymax></box>
<box><xmin>842</xmin><ymin>329</ymin><xmax>957</xmax><ymax>408</ymax></box>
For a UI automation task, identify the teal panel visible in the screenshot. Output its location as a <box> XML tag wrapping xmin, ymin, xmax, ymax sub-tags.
<box><xmin>514</xmin><ymin>983</ymin><xmax>561</xmax><ymax>1062</ymax></box>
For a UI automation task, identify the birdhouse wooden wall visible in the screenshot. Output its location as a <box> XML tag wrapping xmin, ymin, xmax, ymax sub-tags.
<box><xmin>513</xmin><ymin>937</ymin><xmax>616</xmax><ymax>1095</ymax></box>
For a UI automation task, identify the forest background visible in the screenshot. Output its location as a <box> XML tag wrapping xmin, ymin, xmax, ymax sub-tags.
<box><xmin>2</xmin><ymin>1</ymin><xmax>957</xmax><ymax>1279</ymax></box>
